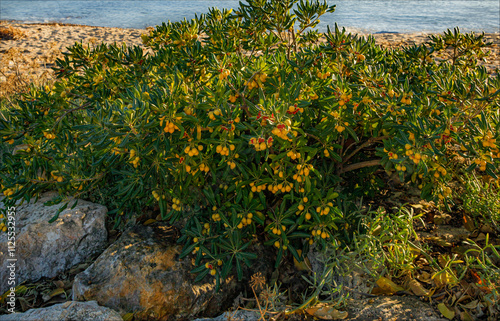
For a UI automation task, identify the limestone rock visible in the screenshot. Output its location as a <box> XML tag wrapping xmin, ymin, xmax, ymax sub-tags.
<box><xmin>0</xmin><ymin>301</ymin><xmax>122</xmax><ymax>321</ymax></box>
<box><xmin>0</xmin><ymin>193</ymin><xmax>108</xmax><ymax>294</ymax></box>
<box><xmin>72</xmin><ymin>222</ymin><xmax>242</xmax><ymax>320</ymax></box>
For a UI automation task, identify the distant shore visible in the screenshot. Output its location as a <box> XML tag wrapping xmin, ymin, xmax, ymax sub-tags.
<box><xmin>1</xmin><ymin>20</ymin><xmax>498</xmax><ymax>95</ymax></box>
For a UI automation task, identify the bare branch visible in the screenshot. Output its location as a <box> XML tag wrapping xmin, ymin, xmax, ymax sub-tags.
<box><xmin>342</xmin><ymin>136</ymin><xmax>389</xmax><ymax>165</ymax></box>
<box><xmin>339</xmin><ymin>159</ymin><xmax>381</xmax><ymax>174</ymax></box>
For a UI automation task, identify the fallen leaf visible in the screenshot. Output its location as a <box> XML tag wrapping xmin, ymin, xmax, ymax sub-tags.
<box><xmin>428</xmin><ymin>236</ymin><xmax>453</xmax><ymax>247</ymax></box>
<box><xmin>416</xmin><ymin>271</ymin><xmax>432</xmax><ymax>283</ymax></box>
<box><xmin>408</xmin><ymin>279</ymin><xmax>430</xmax><ymax>296</ymax></box>
<box><xmin>49</xmin><ymin>288</ymin><xmax>65</xmax><ymax>297</ymax></box>
<box><xmin>306</xmin><ymin>305</ymin><xmax>348</xmax><ymax>320</ymax></box>
<box><xmin>434</xmin><ymin>213</ymin><xmax>452</xmax><ymax>225</ymax></box>
<box><xmin>474</xmin><ymin>233</ymin><xmax>486</xmax><ymax>242</ymax></box>
<box><xmin>53</xmin><ymin>280</ymin><xmax>65</xmax><ymax>288</ymax></box>
<box><xmin>375</xmin><ymin>277</ymin><xmax>404</xmax><ymax>294</ymax></box>
<box><xmin>460</xmin><ymin>300</ymin><xmax>478</xmax><ymax>309</ymax></box>
<box><xmin>122</xmin><ymin>313</ymin><xmax>134</xmax><ymax>321</ymax></box>
<box><xmin>433</xmin><ymin>271</ymin><xmax>455</xmax><ymax>287</ymax></box>
<box><xmin>463</xmin><ymin>215</ymin><xmax>475</xmax><ymax>231</ymax></box>
<box><xmin>438</xmin><ymin>303</ymin><xmax>455</xmax><ymax>320</ymax></box>
<box><xmin>479</xmin><ymin>224</ymin><xmax>495</xmax><ymax>234</ymax></box>
<box><xmin>293</xmin><ymin>249</ymin><xmax>312</xmax><ymax>271</ymax></box>
<box><xmin>460</xmin><ymin>310</ymin><xmax>474</xmax><ymax>321</ymax></box>
<box><xmin>143</xmin><ymin>219</ymin><xmax>157</xmax><ymax>225</ymax></box>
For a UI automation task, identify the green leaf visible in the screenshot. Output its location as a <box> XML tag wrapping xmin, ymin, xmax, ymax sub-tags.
<box><xmin>236</xmin><ymin>258</ymin><xmax>243</xmax><ymax>281</ymax></box>
<box><xmin>345</xmin><ymin>126</ymin><xmax>359</xmax><ymax>143</ymax></box>
<box><xmin>179</xmin><ymin>242</ymin><xmax>197</xmax><ymax>259</ymax></box>
<box><xmin>193</xmin><ymin>268</ymin><xmax>209</xmax><ymax>283</ymax></box>
<box><xmin>48</xmin><ymin>202</ymin><xmax>68</xmax><ymax>223</ymax></box>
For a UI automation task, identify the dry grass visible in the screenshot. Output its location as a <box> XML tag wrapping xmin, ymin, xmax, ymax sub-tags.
<box><xmin>0</xmin><ymin>44</ymin><xmax>61</xmax><ymax>98</ymax></box>
<box><xmin>0</xmin><ymin>25</ymin><xmax>27</xmax><ymax>40</ymax></box>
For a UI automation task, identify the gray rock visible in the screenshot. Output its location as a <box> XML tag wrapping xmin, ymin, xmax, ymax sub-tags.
<box><xmin>193</xmin><ymin>310</ymin><xmax>260</xmax><ymax>321</ymax></box>
<box><xmin>345</xmin><ymin>296</ymin><xmax>447</xmax><ymax>321</ymax></box>
<box><xmin>0</xmin><ymin>301</ymin><xmax>122</xmax><ymax>321</ymax></box>
<box><xmin>72</xmin><ymin>222</ymin><xmax>242</xmax><ymax>320</ymax></box>
<box><xmin>335</xmin><ymin>269</ymin><xmax>372</xmax><ymax>300</ymax></box>
<box><xmin>0</xmin><ymin>193</ymin><xmax>108</xmax><ymax>294</ymax></box>
<box><xmin>307</xmin><ymin>247</ymin><xmax>326</xmax><ymax>276</ymax></box>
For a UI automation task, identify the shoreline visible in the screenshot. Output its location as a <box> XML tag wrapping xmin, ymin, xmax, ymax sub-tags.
<box><xmin>3</xmin><ymin>19</ymin><xmax>499</xmax><ymax>35</ymax></box>
<box><xmin>1</xmin><ymin>21</ymin><xmax>499</xmax><ymax>96</ymax></box>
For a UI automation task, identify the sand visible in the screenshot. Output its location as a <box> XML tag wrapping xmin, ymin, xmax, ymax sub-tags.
<box><xmin>0</xmin><ymin>21</ymin><xmax>149</xmax><ymax>95</ymax></box>
<box><xmin>1</xmin><ymin>21</ymin><xmax>498</xmax><ymax>96</ymax></box>
<box><xmin>370</xmin><ymin>31</ymin><xmax>499</xmax><ymax>73</ymax></box>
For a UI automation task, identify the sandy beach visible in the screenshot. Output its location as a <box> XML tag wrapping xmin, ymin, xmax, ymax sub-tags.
<box><xmin>0</xmin><ymin>21</ymin><xmax>148</xmax><ymax>96</ymax></box>
<box><xmin>1</xmin><ymin>21</ymin><xmax>498</xmax><ymax>96</ymax></box>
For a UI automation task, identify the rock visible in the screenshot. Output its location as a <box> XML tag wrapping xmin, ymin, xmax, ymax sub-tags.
<box><xmin>307</xmin><ymin>247</ymin><xmax>326</xmax><ymax>276</ymax></box>
<box><xmin>344</xmin><ymin>296</ymin><xmax>447</xmax><ymax>321</ymax></box>
<box><xmin>72</xmin><ymin>222</ymin><xmax>242</xmax><ymax>320</ymax></box>
<box><xmin>0</xmin><ymin>301</ymin><xmax>122</xmax><ymax>321</ymax></box>
<box><xmin>335</xmin><ymin>269</ymin><xmax>372</xmax><ymax>300</ymax></box>
<box><xmin>193</xmin><ymin>310</ymin><xmax>260</xmax><ymax>321</ymax></box>
<box><xmin>418</xmin><ymin>226</ymin><xmax>470</xmax><ymax>242</ymax></box>
<box><xmin>0</xmin><ymin>193</ymin><xmax>108</xmax><ymax>294</ymax></box>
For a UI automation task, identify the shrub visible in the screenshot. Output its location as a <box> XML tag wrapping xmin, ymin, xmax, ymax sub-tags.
<box><xmin>1</xmin><ymin>0</ymin><xmax>499</xmax><ymax>287</ymax></box>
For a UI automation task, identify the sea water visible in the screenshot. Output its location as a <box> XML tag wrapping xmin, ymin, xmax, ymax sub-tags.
<box><xmin>1</xmin><ymin>0</ymin><xmax>499</xmax><ymax>33</ymax></box>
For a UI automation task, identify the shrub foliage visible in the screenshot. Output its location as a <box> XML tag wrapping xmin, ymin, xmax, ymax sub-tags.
<box><xmin>1</xmin><ymin>0</ymin><xmax>499</xmax><ymax>285</ymax></box>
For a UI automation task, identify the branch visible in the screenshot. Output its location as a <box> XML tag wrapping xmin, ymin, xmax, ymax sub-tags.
<box><xmin>304</xmin><ymin>132</ymin><xmax>322</xmax><ymax>143</ymax></box>
<box><xmin>52</xmin><ymin>102</ymin><xmax>92</xmax><ymax>130</ymax></box>
<box><xmin>291</xmin><ymin>28</ymin><xmax>298</xmax><ymax>53</ymax></box>
<box><xmin>342</xmin><ymin>136</ymin><xmax>389</xmax><ymax>165</ymax></box>
<box><xmin>227</xmin><ymin>81</ymin><xmax>252</xmax><ymax>118</ymax></box>
<box><xmin>339</xmin><ymin>159</ymin><xmax>381</xmax><ymax>174</ymax></box>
